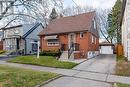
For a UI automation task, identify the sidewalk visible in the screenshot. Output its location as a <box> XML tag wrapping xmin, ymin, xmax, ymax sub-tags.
<box><xmin>0</xmin><ymin>60</ymin><xmax>130</xmax><ymax>84</ymax></box>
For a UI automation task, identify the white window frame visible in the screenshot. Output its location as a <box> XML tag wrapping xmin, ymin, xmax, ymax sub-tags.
<box><xmin>80</xmin><ymin>32</ymin><xmax>84</xmax><ymax>38</ymax></box>
<box><xmin>47</xmin><ymin>41</ymin><xmax>59</xmax><ymax>46</ymax></box>
<box><xmin>95</xmin><ymin>37</ymin><xmax>96</xmax><ymax>44</ymax></box>
<box><xmin>93</xmin><ymin>19</ymin><xmax>96</xmax><ymax>29</ymax></box>
<box><xmin>92</xmin><ymin>35</ymin><xmax>94</xmax><ymax>43</ymax></box>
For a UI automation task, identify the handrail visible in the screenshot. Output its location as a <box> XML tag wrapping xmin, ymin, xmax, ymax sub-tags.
<box><xmin>68</xmin><ymin>43</ymin><xmax>80</xmax><ymax>59</ymax></box>
<box><xmin>68</xmin><ymin>45</ymin><xmax>74</xmax><ymax>59</ymax></box>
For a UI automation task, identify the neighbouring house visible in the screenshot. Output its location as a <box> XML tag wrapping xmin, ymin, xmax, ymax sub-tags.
<box><xmin>121</xmin><ymin>0</ymin><xmax>130</xmax><ymax>61</ymax></box>
<box><xmin>0</xmin><ymin>31</ymin><xmax>3</xmax><ymax>50</ymax></box>
<box><xmin>99</xmin><ymin>42</ymin><xmax>114</xmax><ymax>54</ymax></box>
<box><xmin>2</xmin><ymin>23</ymin><xmax>44</xmax><ymax>54</ymax></box>
<box><xmin>39</xmin><ymin>12</ymin><xmax>99</xmax><ymax>59</ymax></box>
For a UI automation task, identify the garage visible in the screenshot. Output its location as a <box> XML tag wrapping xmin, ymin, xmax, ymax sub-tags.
<box><xmin>99</xmin><ymin>43</ymin><xmax>114</xmax><ymax>54</ymax></box>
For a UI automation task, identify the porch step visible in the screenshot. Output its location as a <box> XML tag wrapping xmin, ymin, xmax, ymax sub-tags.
<box><xmin>59</xmin><ymin>51</ymin><xmax>74</xmax><ymax>61</ymax></box>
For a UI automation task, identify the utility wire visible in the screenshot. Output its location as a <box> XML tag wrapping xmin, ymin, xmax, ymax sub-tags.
<box><xmin>71</xmin><ymin>0</ymin><xmax>79</xmax><ymax>7</ymax></box>
<box><xmin>71</xmin><ymin>0</ymin><xmax>81</xmax><ymax>14</ymax></box>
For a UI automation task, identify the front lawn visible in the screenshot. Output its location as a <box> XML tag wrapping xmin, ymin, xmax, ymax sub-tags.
<box><xmin>0</xmin><ymin>65</ymin><xmax>59</xmax><ymax>87</ymax></box>
<box><xmin>117</xmin><ymin>83</ymin><xmax>130</xmax><ymax>87</ymax></box>
<box><xmin>7</xmin><ymin>56</ymin><xmax>78</xmax><ymax>69</ymax></box>
<box><xmin>116</xmin><ymin>56</ymin><xmax>130</xmax><ymax>76</ymax></box>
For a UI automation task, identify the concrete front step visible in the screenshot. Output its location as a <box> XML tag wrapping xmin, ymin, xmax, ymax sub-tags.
<box><xmin>59</xmin><ymin>51</ymin><xmax>69</xmax><ymax>61</ymax></box>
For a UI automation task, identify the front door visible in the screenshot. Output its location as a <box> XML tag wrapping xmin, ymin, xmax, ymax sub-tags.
<box><xmin>68</xmin><ymin>33</ymin><xmax>76</xmax><ymax>50</ymax></box>
<box><xmin>16</xmin><ymin>38</ymin><xmax>20</xmax><ymax>50</ymax></box>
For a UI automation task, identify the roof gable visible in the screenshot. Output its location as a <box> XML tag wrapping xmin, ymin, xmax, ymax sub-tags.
<box><xmin>22</xmin><ymin>23</ymin><xmax>43</xmax><ymax>38</ymax></box>
<box><xmin>39</xmin><ymin>11</ymin><xmax>96</xmax><ymax>35</ymax></box>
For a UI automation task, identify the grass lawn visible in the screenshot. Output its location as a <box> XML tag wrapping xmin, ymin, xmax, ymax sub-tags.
<box><xmin>116</xmin><ymin>56</ymin><xmax>130</xmax><ymax>76</ymax></box>
<box><xmin>0</xmin><ymin>65</ymin><xmax>59</xmax><ymax>87</ymax></box>
<box><xmin>117</xmin><ymin>83</ymin><xmax>130</xmax><ymax>87</ymax></box>
<box><xmin>7</xmin><ymin>56</ymin><xmax>78</xmax><ymax>69</ymax></box>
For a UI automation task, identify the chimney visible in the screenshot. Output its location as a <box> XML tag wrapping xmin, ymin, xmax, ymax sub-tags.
<box><xmin>57</xmin><ymin>14</ymin><xmax>63</xmax><ymax>19</ymax></box>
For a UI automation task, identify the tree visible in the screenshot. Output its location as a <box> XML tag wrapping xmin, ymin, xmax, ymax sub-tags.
<box><xmin>107</xmin><ymin>0</ymin><xmax>122</xmax><ymax>43</ymax></box>
<box><xmin>0</xmin><ymin>0</ymin><xmax>63</xmax><ymax>29</ymax></box>
<box><xmin>96</xmin><ymin>9</ymin><xmax>112</xmax><ymax>43</ymax></box>
<box><xmin>49</xmin><ymin>8</ymin><xmax>58</xmax><ymax>21</ymax></box>
<box><xmin>107</xmin><ymin>13</ymin><xmax>115</xmax><ymax>43</ymax></box>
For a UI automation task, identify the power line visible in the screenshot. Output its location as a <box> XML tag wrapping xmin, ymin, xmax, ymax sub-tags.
<box><xmin>71</xmin><ymin>0</ymin><xmax>80</xmax><ymax>7</ymax></box>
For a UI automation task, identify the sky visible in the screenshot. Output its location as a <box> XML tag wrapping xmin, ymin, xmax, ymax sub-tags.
<box><xmin>64</xmin><ymin>0</ymin><xmax>117</xmax><ymax>9</ymax></box>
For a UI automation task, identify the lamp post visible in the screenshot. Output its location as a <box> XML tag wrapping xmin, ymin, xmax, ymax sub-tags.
<box><xmin>30</xmin><ymin>41</ymin><xmax>40</xmax><ymax>58</ymax></box>
<box><xmin>37</xmin><ymin>41</ymin><xmax>40</xmax><ymax>58</ymax></box>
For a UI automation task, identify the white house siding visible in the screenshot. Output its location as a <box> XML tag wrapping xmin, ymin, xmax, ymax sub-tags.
<box><xmin>25</xmin><ymin>24</ymin><xmax>43</xmax><ymax>54</ymax></box>
<box><xmin>22</xmin><ymin>24</ymin><xmax>35</xmax><ymax>35</ymax></box>
<box><xmin>3</xmin><ymin>26</ymin><xmax>23</xmax><ymax>51</ymax></box>
<box><xmin>3</xmin><ymin>38</ymin><xmax>16</xmax><ymax>51</ymax></box>
<box><xmin>122</xmin><ymin>0</ymin><xmax>130</xmax><ymax>61</ymax></box>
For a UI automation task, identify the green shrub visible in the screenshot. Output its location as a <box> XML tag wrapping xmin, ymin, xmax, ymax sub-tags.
<box><xmin>116</xmin><ymin>55</ymin><xmax>127</xmax><ymax>61</ymax></box>
<box><xmin>40</xmin><ymin>50</ymin><xmax>61</xmax><ymax>57</ymax></box>
<box><xmin>0</xmin><ymin>50</ymin><xmax>6</xmax><ymax>54</ymax></box>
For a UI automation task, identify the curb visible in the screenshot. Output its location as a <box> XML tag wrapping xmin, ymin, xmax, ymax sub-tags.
<box><xmin>35</xmin><ymin>75</ymin><xmax>63</xmax><ymax>87</ymax></box>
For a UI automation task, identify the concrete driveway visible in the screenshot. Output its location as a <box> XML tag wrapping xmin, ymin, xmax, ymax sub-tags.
<box><xmin>74</xmin><ymin>54</ymin><xmax>116</xmax><ymax>74</ymax></box>
<box><xmin>43</xmin><ymin>54</ymin><xmax>116</xmax><ymax>87</ymax></box>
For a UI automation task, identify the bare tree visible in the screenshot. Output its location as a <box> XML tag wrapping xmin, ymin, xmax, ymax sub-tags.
<box><xmin>63</xmin><ymin>6</ymin><xmax>95</xmax><ymax>17</ymax></box>
<box><xmin>0</xmin><ymin>0</ymin><xmax>63</xmax><ymax>29</ymax></box>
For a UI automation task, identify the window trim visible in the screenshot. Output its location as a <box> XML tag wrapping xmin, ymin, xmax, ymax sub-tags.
<box><xmin>47</xmin><ymin>39</ymin><xmax>59</xmax><ymax>46</ymax></box>
<box><xmin>47</xmin><ymin>42</ymin><xmax>59</xmax><ymax>46</ymax></box>
<box><xmin>93</xmin><ymin>19</ymin><xmax>96</xmax><ymax>29</ymax></box>
<box><xmin>95</xmin><ymin>37</ymin><xmax>96</xmax><ymax>44</ymax></box>
<box><xmin>80</xmin><ymin>32</ymin><xmax>84</xmax><ymax>38</ymax></box>
<box><xmin>91</xmin><ymin>35</ymin><xmax>94</xmax><ymax>44</ymax></box>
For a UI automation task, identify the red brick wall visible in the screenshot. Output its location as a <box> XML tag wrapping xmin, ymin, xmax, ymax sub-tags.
<box><xmin>40</xmin><ymin>36</ymin><xmax>60</xmax><ymax>52</ymax></box>
<box><xmin>88</xmin><ymin>32</ymin><xmax>99</xmax><ymax>51</ymax></box>
<box><xmin>40</xmin><ymin>32</ymin><xmax>99</xmax><ymax>56</ymax></box>
<box><xmin>0</xmin><ymin>41</ymin><xmax>3</xmax><ymax>50</ymax></box>
<box><xmin>59</xmin><ymin>34</ymin><xmax>68</xmax><ymax>50</ymax></box>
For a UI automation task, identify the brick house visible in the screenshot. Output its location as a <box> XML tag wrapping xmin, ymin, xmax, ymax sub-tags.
<box><xmin>39</xmin><ymin>12</ymin><xmax>99</xmax><ymax>59</ymax></box>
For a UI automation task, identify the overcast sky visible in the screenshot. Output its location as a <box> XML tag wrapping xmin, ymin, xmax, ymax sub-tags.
<box><xmin>64</xmin><ymin>0</ymin><xmax>117</xmax><ymax>9</ymax></box>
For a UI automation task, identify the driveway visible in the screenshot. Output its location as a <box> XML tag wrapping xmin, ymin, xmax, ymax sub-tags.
<box><xmin>43</xmin><ymin>54</ymin><xmax>116</xmax><ymax>87</ymax></box>
<box><xmin>73</xmin><ymin>54</ymin><xmax>116</xmax><ymax>74</ymax></box>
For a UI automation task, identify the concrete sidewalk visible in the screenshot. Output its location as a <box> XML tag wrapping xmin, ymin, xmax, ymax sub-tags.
<box><xmin>42</xmin><ymin>77</ymin><xmax>112</xmax><ymax>87</ymax></box>
<box><xmin>0</xmin><ymin>60</ymin><xmax>130</xmax><ymax>85</ymax></box>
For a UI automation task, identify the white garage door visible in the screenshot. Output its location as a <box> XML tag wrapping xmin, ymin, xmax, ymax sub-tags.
<box><xmin>100</xmin><ymin>46</ymin><xmax>113</xmax><ymax>54</ymax></box>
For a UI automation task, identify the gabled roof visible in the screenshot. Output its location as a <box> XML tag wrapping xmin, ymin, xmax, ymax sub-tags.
<box><xmin>22</xmin><ymin>23</ymin><xmax>43</xmax><ymax>38</ymax></box>
<box><xmin>1</xmin><ymin>25</ymin><xmax>22</xmax><ymax>30</ymax></box>
<box><xmin>39</xmin><ymin>11</ymin><xmax>96</xmax><ymax>35</ymax></box>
